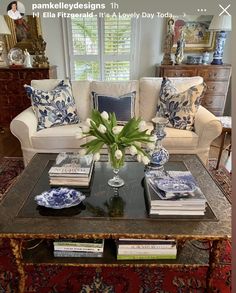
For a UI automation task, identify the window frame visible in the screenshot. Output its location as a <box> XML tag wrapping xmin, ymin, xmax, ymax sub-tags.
<box><xmin>65</xmin><ymin>17</ymin><xmax>139</xmax><ymax>81</ymax></box>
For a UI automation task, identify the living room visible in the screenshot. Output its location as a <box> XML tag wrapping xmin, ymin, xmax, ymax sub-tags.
<box><xmin>0</xmin><ymin>0</ymin><xmax>233</xmax><ymax>292</ymax></box>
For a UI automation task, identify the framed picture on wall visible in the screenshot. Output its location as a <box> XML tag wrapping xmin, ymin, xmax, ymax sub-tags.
<box><xmin>4</xmin><ymin>15</ymin><xmax>42</xmax><ymax>55</ymax></box>
<box><xmin>170</xmin><ymin>15</ymin><xmax>216</xmax><ymax>52</ymax></box>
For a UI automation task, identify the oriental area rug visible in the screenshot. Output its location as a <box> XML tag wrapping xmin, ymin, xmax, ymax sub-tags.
<box><xmin>0</xmin><ymin>157</ymin><xmax>232</xmax><ymax>292</ymax></box>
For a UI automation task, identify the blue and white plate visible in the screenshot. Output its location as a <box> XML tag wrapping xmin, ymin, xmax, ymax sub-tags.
<box><xmin>35</xmin><ymin>187</ymin><xmax>86</xmax><ymax>209</ymax></box>
<box><xmin>156</xmin><ymin>178</ymin><xmax>196</xmax><ymax>193</ymax></box>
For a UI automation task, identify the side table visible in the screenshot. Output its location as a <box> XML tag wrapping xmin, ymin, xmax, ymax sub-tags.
<box><xmin>216</xmin><ymin>116</ymin><xmax>231</xmax><ymax>169</ymax></box>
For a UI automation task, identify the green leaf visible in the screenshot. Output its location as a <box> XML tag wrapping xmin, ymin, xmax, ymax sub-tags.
<box><xmin>85</xmin><ymin>141</ymin><xmax>104</xmax><ymax>154</ymax></box>
<box><xmin>110</xmin><ymin>112</ymin><xmax>117</xmax><ymax>129</ymax></box>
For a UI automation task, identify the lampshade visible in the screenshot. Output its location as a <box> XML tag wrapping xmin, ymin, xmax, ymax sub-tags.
<box><xmin>0</xmin><ymin>15</ymin><xmax>11</xmax><ymax>35</ymax></box>
<box><xmin>209</xmin><ymin>15</ymin><xmax>232</xmax><ymax>31</ymax></box>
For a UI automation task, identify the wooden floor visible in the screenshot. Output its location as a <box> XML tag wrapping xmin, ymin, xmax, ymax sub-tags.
<box><xmin>0</xmin><ymin>127</ymin><xmax>232</xmax><ymax>171</ymax></box>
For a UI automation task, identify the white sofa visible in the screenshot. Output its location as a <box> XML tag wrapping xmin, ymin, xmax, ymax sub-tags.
<box><xmin>10</xmin><ymin>77</ymin><xmax>222</xmax><ymax>166</ymax></box>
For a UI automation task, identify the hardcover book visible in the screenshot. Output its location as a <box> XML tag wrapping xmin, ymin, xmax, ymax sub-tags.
<box><xmin>49</xmin><ymin>153</ymin><xmax>94</xmax><ymax>176</ymax></box>
<box><xmin>117</xmin><ymin>254</ymin><xmax>177</xmax><ymax>260</ymax></box>
<box><xmin>54</xmin><ymin>251</ymin><xmax>103</xmax><ymax>258</ymax></box>
<box><xmin>144</xmin><ymin>171</ymin><xmax>207</xmax><ymax>216</ymax></box>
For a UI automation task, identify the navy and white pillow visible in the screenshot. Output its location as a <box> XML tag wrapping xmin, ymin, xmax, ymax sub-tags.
<box><xmin>157</xmin><ymin>77</ymin><xmax>207</xmax><ymax>131</ymax></box>
<box><xmin>92</xmin><ymin>91</ymin><xmax>136</xmax><ymax>124</ymax></box>
<box><xmin>24</xmin><ymin>80</ymin><xmax>79</xmax><ymax>131</ymax></box>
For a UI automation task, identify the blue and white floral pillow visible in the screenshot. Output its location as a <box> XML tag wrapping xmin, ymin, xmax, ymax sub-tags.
<box><xmin>157</xmin><ymin>77</ymin><xmax>207</xmax><ymax>131</ymax></box>
<box><xmin>24</xmin><ymin>80</ymin><xmax>79</xmax><ymax>131</ymax></box>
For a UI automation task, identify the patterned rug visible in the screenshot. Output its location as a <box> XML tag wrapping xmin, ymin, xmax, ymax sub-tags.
<box><xmin>208</xmin><ymin>159</ymin><xmax>232</xmax><ymax>203</ymax></box>
<box><xmin>0</xmin><ymin>157</ymin><xmax>232</xmax><ymax>292</ymax></box>
<box><xmin>0</xmin><ymin>157</ymin><xmax>24</xmax><ymax>202</ymax></box>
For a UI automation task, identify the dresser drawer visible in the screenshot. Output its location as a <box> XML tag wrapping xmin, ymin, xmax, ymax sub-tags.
<box><xmin>201</xmin><ymin>95</ymin><xmax>225</xmax><ymax>109</ymax></box>
<box><xmin>0</xmin><ymin>71</ymin><xmax>20</xmax><ymax>79</ymax></box>
<box><xmin>205</xmin><ymin>82</ymin><xmax>228</xmax><ymax>95</ymax></box>
<box><xmin>198</xmin><ymin>68</ymin><xmax>231</xmax><ymax>81</ymax></box>
<box><xmin>18</xmin><ymin>70</ymin><xmax>50</xmax><ymax>80</ymax></box>
<box><xmin>162</xmin><ymin>69</ymin><xmax>197</xmax><ymax>77</ymax></box>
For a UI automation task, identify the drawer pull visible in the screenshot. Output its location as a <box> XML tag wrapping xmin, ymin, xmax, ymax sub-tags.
<box><xmin>208</xmin><ymin>86</ymin><xmax>216</xmax><ymax>91</ymax></box>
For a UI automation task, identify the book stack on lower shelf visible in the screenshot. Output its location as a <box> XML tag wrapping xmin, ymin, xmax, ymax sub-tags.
<box><xmin>53</xmin><ymin>239</ymin><xmax>104</xmax><ymax>258</ymax></box>
<box><xmin>144</xmin><ymin>171</ymin><xmax>207</xmax><ymax>217</ymax></box>
<box><xmin>49</xmin><ymin>153</ymin><xmax>94</xmax><ymax>187</ymax></box>
<box><xmin>116</xmin><ymin>238</ymin><xmax>177</xmax><ymax>260</ymax></box>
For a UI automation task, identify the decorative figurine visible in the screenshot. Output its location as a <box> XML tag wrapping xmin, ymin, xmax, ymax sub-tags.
<box><xmin>202</xmin><ymin>52</ymin><xmax>210</xmax><ymax>65</ymax></box>
<box><xmin>24</xmin><ymin>49</ymin><xmax>32</xmax><ymax>68</ymax></box>
<box><xmin>175</xmin><ymin>30</ymin><xmax>185</xmax><ymax>65</ymax></box>
<box><xmin>32</xmin><ymin>35</ymin><xmax>49</xmax><ymax>68</ymax></box>
<box><xmin>161</xmin><ymin>18</ymin><xmax>175</xmax><ymax>65</ymax></box>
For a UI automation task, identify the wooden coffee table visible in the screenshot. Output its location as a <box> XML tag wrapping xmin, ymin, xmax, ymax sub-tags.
<box><xmin>0</xmin><ymin>154</ymin><xmax>231</xmax><ymax>292</ymax></box>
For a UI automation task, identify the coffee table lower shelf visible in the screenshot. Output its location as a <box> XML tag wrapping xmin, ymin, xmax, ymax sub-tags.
<box><xmin>22</xmin><ymin>239</ymin><xmax>209</xmax><ymax>266</ymax></box>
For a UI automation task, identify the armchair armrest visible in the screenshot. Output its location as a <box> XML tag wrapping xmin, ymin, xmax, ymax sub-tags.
<box><xmin>194</xmin><ymin>106</ymin><xmax>222</xmax><ymax>148</ymax></box>
<box><xmin>10</xmin><ymin>107</ymin><xmax>37</xmax><ymax>149</ymax></box>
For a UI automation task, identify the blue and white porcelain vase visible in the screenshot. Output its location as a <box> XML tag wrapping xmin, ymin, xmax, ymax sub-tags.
<box><xmin>211</xmin><ymin>31</ymin><xmax>227</xmax><ymax>65</ymax></box>
<box><xmin>149</xmin><ymin>117</ymin><xmax>169</xmax><ymax>170</ymax></box>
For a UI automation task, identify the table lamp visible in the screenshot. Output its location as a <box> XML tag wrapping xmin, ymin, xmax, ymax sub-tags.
<box><xmin>209</xmin><ymin>15</ymin><xmax>231</xmax><ymax>65</ymax></box>
<box><xmin>0</xmin><ymin>15</ymin><xmax>11</xmax><ymax>67</ymax></box>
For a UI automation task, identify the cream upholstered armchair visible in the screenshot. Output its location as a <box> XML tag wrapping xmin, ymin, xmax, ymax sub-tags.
<box><xmin>10</xmin><ymin>77</ymin><xmax>222</xmax><ymax>166</ymax></box>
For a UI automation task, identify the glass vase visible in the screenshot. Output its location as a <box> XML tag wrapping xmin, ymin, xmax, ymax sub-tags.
<box><xmin>149</xmin><ymin>117</ymin><xmax>169</xmax><ymax>171</ymax></box>
<box><xmin>108</xmin><ymin>149</ymin><xmax>125</xmax><ymax>187</ymax></box>
<box><xmin>108</xmin><ymin>168</ymin><xmax>124</xmax><ymax>187</ymax></box>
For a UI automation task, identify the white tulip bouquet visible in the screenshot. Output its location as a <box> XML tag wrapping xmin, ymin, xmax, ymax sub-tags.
<box><xmin>79</xmin><ymin>110</ymin><xmax>155</xmax><ymax>169</ymax></box>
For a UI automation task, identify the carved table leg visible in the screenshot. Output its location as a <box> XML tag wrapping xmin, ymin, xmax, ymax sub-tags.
<box><xmin>10</xmin><ymin>239</ymin><xmax>25</xmax><ymax>293</ymax></box>
<box><xmin>206</xmin><ymin>239</ymin><xmax>224</xmax><ymax>292</ymax></box>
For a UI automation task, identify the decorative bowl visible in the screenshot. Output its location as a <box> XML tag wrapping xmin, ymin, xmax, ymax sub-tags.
<box><xmin>186</xmin><ymin>55</ymin><xmax>202</xmax><ymax>65</ymax></box>
<box><xmin>156</xmin><ymin>178</ymin><xmax>197</xmax><ymax>193</ymax></box>
<box><xmin>8</xmin><ymin>47</ymin><xmax>25</xmax><ymax>66</ymax></box>
<box><xmin>35</xmin><ymin>187</ymin><xmax>86</xmax><ymax>209</ymax></box>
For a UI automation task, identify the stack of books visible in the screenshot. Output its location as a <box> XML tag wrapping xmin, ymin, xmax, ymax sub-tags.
<box><xmin>53</xmin><ymin>239</ymin><xmax>104</xmax><ymax>258</ymax></box>
<box><xmin>117</xmin><ymin>238</ymin><xmax>177</xmax><ymax>260</ymax></box>
<box><xmin>49</xmin><ymin>153</ymin><xmax>94</xmax><ymax>187</ymax></box>
<box><xmin>144</xmin><ymin>171</ymin><xmax>207</xmax><ymax>216</ymax></box>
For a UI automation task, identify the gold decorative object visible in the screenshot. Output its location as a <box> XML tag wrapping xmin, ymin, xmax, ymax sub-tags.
<box><xmin>161</xmin><ymin>18</ymin><xmax>174</xmax><ymax>65</ymax></box>
<box><xmin>32</xmin><ymin>35</ymin><xmax>49</xmax><ymax>68</ymax></box>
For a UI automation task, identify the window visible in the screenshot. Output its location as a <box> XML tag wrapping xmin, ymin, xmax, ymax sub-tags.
<box><xmin>67</xmin><ymin>16</ymin><xmax>136</xmax><ymax>81</ymax></box>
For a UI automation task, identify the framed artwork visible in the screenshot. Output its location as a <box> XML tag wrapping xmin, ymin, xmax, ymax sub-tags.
<box><xmin>171</xmin><ymin>15</ymin><xmax>216</xmax><ymax>52</ymax></box>
<box><xmin>4</xmin><ymin>15</ymin><xmax>42</xmax><ymax>55</ymax></box>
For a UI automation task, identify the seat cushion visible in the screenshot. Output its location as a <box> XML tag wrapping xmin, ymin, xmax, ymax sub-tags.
<box><xmin>31</xmin><ymin>124</ymin><xmax>86</xmax><ymax>149</ymax></box>
<box><xmin>164</xmin><ymin>127</ymin><xmax>198</xmax><ymax>150</ymax></box>
<box><xmin>142</xmin><ymin>122</ymin><xmax>198</xmax><ymax>150</ymax></box>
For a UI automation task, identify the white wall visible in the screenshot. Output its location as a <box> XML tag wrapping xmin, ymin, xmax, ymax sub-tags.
<box><xmin>137</xmin><ymin>17</ymin><xmax>165</xmax><ymax>78</ymax></box>
<box><xmin>41</xmin><ymin>18</ymin><xmax>66</xmax><ymax>79</ymax></box>
<box><xmin>40</xmin><ymin>18</ymin><xmax>232</xmax><ymax>79</ymax></box>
